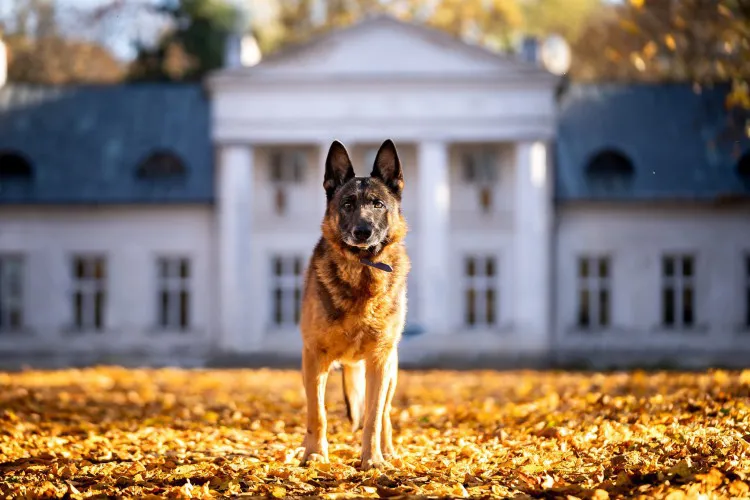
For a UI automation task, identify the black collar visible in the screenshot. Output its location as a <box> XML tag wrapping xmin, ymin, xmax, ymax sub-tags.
<box><xmin>359</xmin><ymin>258</ymin><xmax>393</xmax><ymax>273</ymax></box>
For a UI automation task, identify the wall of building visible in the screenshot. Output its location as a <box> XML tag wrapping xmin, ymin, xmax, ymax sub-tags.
<box><xmin>555</xmin><ymin>203</ymin><xmax>750</xmax><ymax>363</ymax></box>
<box><xmin>0</xmin><ymin>206</ymin><xmax>216</xmax><ymax>359</ymax></box>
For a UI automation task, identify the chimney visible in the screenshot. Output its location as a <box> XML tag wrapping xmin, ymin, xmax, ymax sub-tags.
<box><xmin>224</xmin><ymin>34</ymin><xmax>242</xmax><ymax>69</ymax></box>
<box><xmin>240</xmin><ymin>35</ymin><xmax>261</xmax><ymax>67</ymax></box>
<box><xmin>519</xmin><ymin>35</ymin><xmax>540</xmax><ymax>65</ymax></box>
<box><xmin>223</xmin><ymin>3</ymin><xmax>261</xmax><ymax>68</ymax></box>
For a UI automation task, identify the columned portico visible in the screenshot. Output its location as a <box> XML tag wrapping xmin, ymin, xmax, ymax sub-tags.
<box><xmin>513</xmin><ymin>141</ymin><xmax>552</xmax><ymax>350</ymax></box>
<box><xmin>217</xmin><ymin>144</ymin><xmax>254</xmax><ymax>351</ymax></box>
<box><xmin>207</xmin><ymin>14</ymin><xmax>559</xmax><ymax>356</ymax></box>
<box><xmin>417</xmin><ymin>141</ymin><xmax>451</xmax><ymax>334</ymax></box>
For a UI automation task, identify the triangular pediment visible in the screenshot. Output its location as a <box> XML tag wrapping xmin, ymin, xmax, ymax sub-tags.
<box><xmin>214</xmin><ymin>15</ymin><xmax>555</xmax><ymax>83</ymax></box>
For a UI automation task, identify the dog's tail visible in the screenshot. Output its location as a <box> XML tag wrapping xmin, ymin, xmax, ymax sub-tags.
<box><xmin>341</xmin><ymin>361</ymin><xmax>366</xmax><ymax>432</ymax></box>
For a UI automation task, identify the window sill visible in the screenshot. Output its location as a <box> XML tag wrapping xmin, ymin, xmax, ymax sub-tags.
<box><xmin>0</xmin><ymin>327</ymin><xmax>34</xmax><ymax>336</ymax></box>
<box><xmin>146</xmin><ymin>327</ymin><xmax>203</xmax><ymax>336</ymax></box>
<box><xmin>460</xmin><ymin>323</ymin><xmax>513</xmax><ymax>335</ymax></box>
<box><xmin>565</xmin><ymin>325</ymin><xmax>630</xmax><ymax>336</ymax></box>
<box><xmin>650</xmin><ymin>324</ymin><xmax>710</xmax><ymax>335</ymax></box>
<box><xmin>61</xmin><ymin>328</ymin><xmax>115</xmax><ymax>336</ymax></box>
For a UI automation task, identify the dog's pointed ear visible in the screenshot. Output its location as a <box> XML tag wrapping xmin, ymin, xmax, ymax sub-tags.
<box><xmin>323</xmin><ymin>140</ymin><xmax>355</xmax><ymax>201</ymax></box>
<box><xmin>370</xmin><ymin>139</ymin><xmax>403</xmax><ymax>198</ymax></box>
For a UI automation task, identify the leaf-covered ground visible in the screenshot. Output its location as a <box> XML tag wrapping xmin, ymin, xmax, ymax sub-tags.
<box><xmin>1</xmin><ymin>367</ymin><xmax>750</xmax><ymax>499</ymax></box>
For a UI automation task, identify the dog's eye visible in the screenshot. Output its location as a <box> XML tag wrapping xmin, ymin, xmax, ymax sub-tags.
<box><xmin>373</xmin><ymin>200</ymin><xmax>385</xmax><ymax>209</ymax></box>
<box><xmin>342</xmin><ymin>201</ymin><xmax>354</xmax><ymax>211</ymax></box>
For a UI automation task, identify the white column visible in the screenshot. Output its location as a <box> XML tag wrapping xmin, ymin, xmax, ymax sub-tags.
<box><xmin>217</xmin><ymin>144</ymin><xmax>254</xmax><ymax>352</ymax></box>
<box><xmin>417</xmin><ymin>141</ymin><xmax>451</xmax><ymax>335</ymax></box>
<box><xmin>514</xmin><ymin>141</ymin><xmax>552</xmax><ymax>351</ymax></box>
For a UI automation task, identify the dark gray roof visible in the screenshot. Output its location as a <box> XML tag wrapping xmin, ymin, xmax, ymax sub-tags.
<box><xmin>555</xmin><ymin>82</ymin><xmax>750</xmax><ymax>201</ymax></box>
<box><xmin>0</xmin><ymin>84</ymin><xmax>213</xmax><ymax>204</ymax></box>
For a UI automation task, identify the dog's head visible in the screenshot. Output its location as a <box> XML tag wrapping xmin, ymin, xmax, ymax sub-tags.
<box><xmin>322</xmin><ymin>139</ymin><xmax>406</xmax><ymax>254</ymax></box>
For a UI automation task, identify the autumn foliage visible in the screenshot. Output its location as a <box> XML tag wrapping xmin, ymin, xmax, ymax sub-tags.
<box><xmin>1</xmin><ymin>367</ymin><xmax>750</xmax><ymax>499</ymax></box>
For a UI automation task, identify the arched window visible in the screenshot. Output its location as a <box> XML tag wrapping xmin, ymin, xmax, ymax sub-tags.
<box><xmin>0</xmin><ymin>151</ymin><xmax>34</xmax><ymax>181</ymax></box>
<box><xmin>738</xmin><ymin>151</ymin><xmax>750</xmax><ymax>186</ymax></box>
<box><xmin>136</xmin><ymin>150</ymin><xmax>187</xmax><ymax>179</ymax></box>
<box><xmin>585</xmin><ymin>149</ymin><xmax>635</xmax><ymax>192</ymax></box>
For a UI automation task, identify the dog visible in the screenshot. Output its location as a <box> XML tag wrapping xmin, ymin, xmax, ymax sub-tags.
<box><xmin>298</xmin><ymin>139</ymin><xmax>410</xmax><ymax>470</ymax></box>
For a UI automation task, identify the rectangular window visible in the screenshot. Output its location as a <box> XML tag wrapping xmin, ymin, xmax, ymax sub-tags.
<box><xmin>662</xmin><ymin>254</ymin><xmax>695</xmax><ymax>328</ymax></box>
<box><xmin>72</xmin><ymin>255</ymin><xmax>106</xmax><ymax>331</ymax></box>
<box><xmin>461</xmin><ymin>149</ymin><xmax>497</xmax><ymax>184</ymax></box>
<box><xmin>461</xmin><ymin>148</ymin><xmax>497</xmax><ymax>213</ymax></box>
<box><xmin>576</xmin><ymin>256</ymin><xmax>610</xmax><ymax>330</ymax></box>
<box><xmin>270</xmin><ymin>255</ymin><xmax>304</xmax><ymax>327</ymax></box>
<box><xmin>0</xmin><ymin>255</ymin><xmax>24</xmax><ymax>331</ymax></box>
<box><xmin>269</xmin><ymin>149</ymin><xmax>306</xmax><ymax>215</ymax></box>
<box><xmin>463</xmin><ymin>255</ymin><xmax>497</xmax><ymax>328</ymax></box>
<box><xmin>269</xmin><ymin>149</ymin><xmax>306</xmax><ymax>184</ymax></box>
<box><xmin>157</xmin><ymin>257</ymin><xmax>191</xmax><ymax>331</ymax></box>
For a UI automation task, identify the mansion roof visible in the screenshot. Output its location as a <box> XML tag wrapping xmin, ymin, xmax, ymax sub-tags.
<box><xmin>0</xmin><ymin>80</ymin><xmax>747</xmax><ymax>204</ymax></box>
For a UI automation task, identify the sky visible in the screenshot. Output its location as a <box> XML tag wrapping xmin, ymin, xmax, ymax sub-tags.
<box><xmin>0</xmin><ymin>0</ymin><xmax>621</xmax><ymax>61</ymax></box>
<box><xmin>0</xmin><ymin>0</ymin><xmax>278</xmax><ymax>60</ymax></box>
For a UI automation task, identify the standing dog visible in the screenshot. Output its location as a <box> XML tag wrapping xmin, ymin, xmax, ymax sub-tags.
<box><xmin>299</xmin><ymin>139</ymin><xmax>410</xmax><ymax>470</ymax></box>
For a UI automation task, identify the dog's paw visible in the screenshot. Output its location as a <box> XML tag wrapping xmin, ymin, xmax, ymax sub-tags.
<box><xmin>383</xmin><ymin>450</ymin><xmax>400</xmax><ymax>461</ymax></box>
<box><xmin>300</xmin><ymin>452</ymin><xmax>329</xmax><ymax>467</ymax></box>
<box><xmin>300</xmin><ymin>440</ymin><xmax>329</xmax><ymax>466</ymax></box>
<box><xmin>360</xmin><ymin>457</ymin><xmax>392</xmax><ymax>471</ymax></box>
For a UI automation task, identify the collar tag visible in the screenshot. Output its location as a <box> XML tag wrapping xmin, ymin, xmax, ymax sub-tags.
<box><xmin>359</xmin><ymin>258</ymin><xmax>393</xmax><ymax>273</ymax></box>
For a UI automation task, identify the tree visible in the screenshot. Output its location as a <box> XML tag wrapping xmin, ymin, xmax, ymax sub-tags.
<box><xmin>570</xmin><ymin>0</ymin><xmax>750</xmax><ymax>108</ymax></box>
<box><xmin>6</xmin><ymin>34</ymin><xmax>125</xmax><ymax>84</ymax></box>
<box><xmin>128</xmin><ymin>0</ymin><xmax>239</xmax><ymax>81</ymax></box>
<box><xmin>252</xmin><ymin>0</ymin><xmax>599</xmax><ymax>58</ymax></box>
<box><xmin>1</xmin><ymin>0</ymin><xmax>125</xmax><ymax>84</ymax></box>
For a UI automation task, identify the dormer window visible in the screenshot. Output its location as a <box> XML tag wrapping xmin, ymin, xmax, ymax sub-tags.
<box><xmin>585</xmin><ymin>149</ymin><xmax>635</xmax><ymax>193</ymax></box>
<box><xmin>136</xmin><ymin>150</ymin><xmax>187</xmax><ymax>179</ymax></box>
<box><xmin>268</xmin><ymin>149</ymin><xmax>306</xmax><ymax>215</ymax></box>
<box><xmin>0</xmin><ymin>151</ymin><xmax>34</xmax><ymax>182</ymax></box>
<box><xmin>462</xmin><ymin>148</ymin><xmax>497</xmax><ymax>213</ymax></box>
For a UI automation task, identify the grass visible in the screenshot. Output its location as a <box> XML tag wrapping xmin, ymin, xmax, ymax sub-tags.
<box><xmin>1</xmin><ymin>367</ymin><xmax>749</xmax><ymax>498</ymax></box>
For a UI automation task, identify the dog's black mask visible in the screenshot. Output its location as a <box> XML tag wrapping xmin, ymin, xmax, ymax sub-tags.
<box><xmin>323</xmin><ymin>139</ymin><xmax>404</xmax><ymax>252</ymax></box>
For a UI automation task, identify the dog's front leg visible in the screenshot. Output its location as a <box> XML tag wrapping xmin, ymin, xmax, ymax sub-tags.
<box><xmin>381</xmin><ymin>349</ymin><xmax>398</xmax><ymax>459</ymax></box>
<box><xmin>300</xmin><ymin>347</ymin><xmax>330</xmax><ymax>465</ymax></box>
<box><xmin>360</xmin><ymin>347</ymin><xmax>395</xmax><ymax>470</ymax></box>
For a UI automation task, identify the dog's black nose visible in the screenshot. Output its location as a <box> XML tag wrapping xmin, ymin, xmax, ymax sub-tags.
<box><xmin>353</xmin><ymin>225</ymin><xmax>372</xmax><ymax>242</ymax></box>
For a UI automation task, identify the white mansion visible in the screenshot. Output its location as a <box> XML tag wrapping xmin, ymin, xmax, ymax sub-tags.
<box><xmin>0</xmin><ymin>16</ymin><xmax>749</xmax><ymax>369</ymax></box>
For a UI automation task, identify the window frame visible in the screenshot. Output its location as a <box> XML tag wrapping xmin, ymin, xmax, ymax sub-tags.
<box><xmin>661</xmin><ymin>254</ymin><xmax>696</xmax><ymax>329</ymax></box>
<box><xmin>461</xmin><ymin>148</ymin><xmax>497</xmax><ymax>184</ymax></box>
<box><xmin>269</xmin><ymin>254</ymin><xmax>305</xmax><ymax>329</ymax></box>
<box><xmin>462</xmin><ymin>254</ymin><xmax>499</xmax><ymax>329</ymax></box>
<box><xmin>268</xmin><ymin>149</ymin><xmax>307</xmax><ymax>215</ymax></box>
<box><xmin>575</xmin><ymin>255</ymin><xmax>611</xmax><ymax>331</ymax></box>
<box><xmin>268</xmin><ymin>149</ymin><xmax>307</xmax><ymax>185</ymax></box>
<box><xmin>156</xmin><ymin>256</ymin><xmax>191</xmax><ymax>332</ymax></box>
<box><xmin>71</xmin><ymin>254</ymin><xmax>107</xmax><ymax>332</ymax></box>
<box><xmin>0</xmin><ymin>254</ymin><xmax>25</xmax><ymax>333</ymax></box>
<box><xmin>460</xmin><ymin>147</ymin><xmax>498</xmax><ymax>214</ymax></box>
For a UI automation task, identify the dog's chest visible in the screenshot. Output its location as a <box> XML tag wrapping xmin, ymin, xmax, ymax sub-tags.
<box><xmin>329</xmin><ymin>328</ymin><xmax>374</xmax><ymax>362</ymax></box>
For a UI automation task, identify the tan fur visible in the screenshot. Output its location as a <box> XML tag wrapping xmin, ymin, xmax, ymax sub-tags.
<box><xmin>298</xmin><ymin>140</ymin><xmax>410</xmax><ymax>470</ymax></box>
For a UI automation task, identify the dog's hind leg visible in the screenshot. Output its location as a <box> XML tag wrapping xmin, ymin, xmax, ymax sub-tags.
<box><xmin>342</xmin><ymin>360</ymin><xmax>366</xmax><ymax>432</ymax></box>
